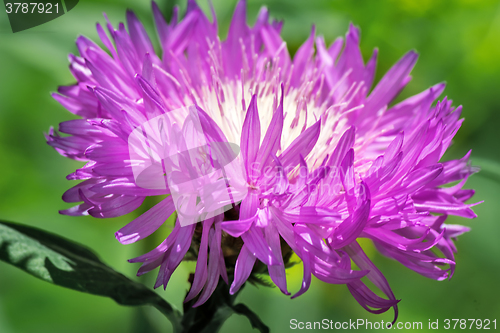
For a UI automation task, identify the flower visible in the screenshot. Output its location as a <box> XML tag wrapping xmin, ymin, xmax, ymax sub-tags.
<box><xmin>47</xmin><ymin>0</ymin><xmax>479</xmax><ymax>318</ymax></box>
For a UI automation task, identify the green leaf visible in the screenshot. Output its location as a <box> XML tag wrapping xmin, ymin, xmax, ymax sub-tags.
<box><xmin>0</xmin><ymin>220</ymin><xmax>182</xmax><ymax>332</ymax></box>
<box><xmin>0</xmin><ymin>220</ymin><xmax>270</xmax><ymax>332</ymax></box>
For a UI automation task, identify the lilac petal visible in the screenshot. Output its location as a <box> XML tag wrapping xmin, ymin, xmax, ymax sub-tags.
<box><xmin>398</xmin><ymin>164</ymin><xmax>444</xmax><ymax>194</ymax></box>
<box><xmin>224</xmin><ymin>0</ymin><xmax>250</xmax><ymax>78</ymax></box>
<box><xmin>270</xmin><ymin>207</ymin><xmax>300</xmax><ymax>254</ymax></box>
<box><xmin>442</xmin><ymin>224</ymin><xmax>470</xmax><ymax>239</ymax></box>
<box><xmin>67</xmin><ymin>55</ymin><xmax>93</xmax><ymax>83</ymax></box>
<box><xmin>51</xmin><ymin>90</ymin><xmax>98</xmax><ymax>118</ymax></box>
<box><xmin>59</xmin><ymin>203</ymin><xmax>91</xmax><ymax>216</ymax></box>
<box><xmin>366</xmin><ymin>152</ymin><xmax>403</xmax><ymax>194</ymax></box>
<box><xmin>84</xmin><ymin>51</ymin><xmax>132</xmax><ymax>95</ymax></box>
<box><xmin>96</xmin><ymin>23</ymin><xmax>118</xmax><ymax>59</ymax></box>
<box><xmin>378</xmin><ymin>152</ymin><xmax>403</xmax><ymax>183</ymax></box>
<box><xmin>429</xmin><ymin>150</ymin><xmax>478</xmax><ymax>187</ymax></box>
<box><xmin>413</xmin><ymin>190</ymin><xmax>478</xmax><ymax>218</ymax></box>
<box><xmin>132</xmin><ymin>224</ymin><xmax>182</xmax><ymax>275</ymax></box>
<box><xmin>241</xmin><ymin>189</ymin><xmax>259</xmax><ymax>220</ymax></box>
<box><xmin>336</xmin><ymin>24</ymin><xmax>364</xmax><ymax>87</ymax></box>
<box><xmin>384</xmin><ymin>132</ymin><xmax>404</xmax><ymax>161</ymax></box>
<box><xmin>195</xmin><ymin>105</ymin><xmax>230</xmax><ymax>144</ymax></box>
<box><xmin>88</xmin><ymin>195</ymin><xmax>144</xmax><ymax>218</ymax></box>
<box><xmin>279</xmin><ymin>206</ymin><xmax>340</xmax><ymax>224</ymax></box>
<box><xmin>339</xmin><ymin>149</ymin><xmax>356</xmax><ymax>213</ymax></box>
<box><xmin>328</xmin><ymin>36</ymin><xmax>344</xmax><ymax>61</ymax></box>
<box><xmin>379</xmin><ymin>83</ymin><xmax>445</xmax><ymax>134</ymax></box>
<box><xmin>328</xmin><ymin>126</ymin><xmax>355</xmax><ymax>167</ymax></box>
<box><xmin>390</xmin><ymin>83</ymin><xmax>445</xmax><ymax>116</ymax></box>
<box><xmin>58</xmin><ymin>119</ymin><xmax>103</xmax><ymax>137</ymax></box>
<box><xmin>142</xmin><ymin>53</ymin><xmax>155</xmax><ymax>84</ymax></box>
<box><xmin>75</xmin><ymin>35</ymin><xmax>101</xmax><ymax>59</ymax></box>
<box><xmin>129</xmin><ymin>225</ymin><xmax>180</xmax><ymax>264</ymax></box>
<box><xmin>251</xmin><ymin>7</ymin><xmax>269</xmax><ymax>50</ymax></box>
<box><xmin>46</xmin><ymin>128</ymin><xmax>94</xmax><ymax>161</ymax></box>
<box><xmin>363</xmin><ymin>51</ymin><xmax>418</xmax><ymax>117</ymax></box>
<box><xmin>370</xmin><ymin>193</ymin><xmax>408</xmax><ymax>217</ymax></box>
<box><xmin>240</xmin><ymin>94</ymin><xmax>261</xmax><ymax>180</ymax></box>
<box><xmin>294</xmin><ymin>224</ymin><xmax>333</xmax><ymax>260</ymax></box>
<box><xmin>363</xmin><ymin>48</ymin><xmax>378</xmax><ymax>92</ymax></box>
<box><xmin>241</xmin><ymin>225</ymin><xmax>278</xmax><ymax>266</ymax></box>
<box><xmin>347</xmin><ymin>280</ymin><xmax>400</xmax><ymax>316</ymax></box>
<box><xmin>312</xmin><ymin>259</ymin><xmax>369</xmax><ymax>284</ymax></box>
<box><xmin>330</xmin><ymin>183</ymin><xmax>371</xmax><ymax>249</ymax></box>
<box><xmin>230</xmin><ymin>245</ymin><xmax>256</xmax><ymax>294</ymax></box>
<box><xmin>221</xmin><ymin>214</ymin><xmax>257</xmax><ymax>238</ymax></box>
<box><xmin>264</xmin><ymin>216</ymin><xmax>289</xmax><ymax>295</ymax></box>
<box><xmin>439</xmin><ymin>177</ymin><xmax>469</xmax><ymax>197</ymax></box>
<box><xmin>152</xmin><ymin>1</ymin><xmax>170</xmax><ymax>48</ymax></box>
<box><xmin>185</xmin><ymin>219</ymin><xmax>213</xmax><ymax>302</ymax></box>
<box><xmin>167</xmin><ymin>10</ymin><xmax>199</xmax><ymax>55</ymax></box>
<box><xmin>255</xmin><ymin>85</ymin><xmax>284</xmax><ymax>171</ymax></box>
<box><xmin>91</xmin><ymin>160</ymin><xmax>137</xmax><ymax>177</ymax></box>
<box><xmin>270</xmin><ymin>155</ymin><xmax>289</xmax><ymax>195</ymax></box>
<box><xmin>393</xmin><ymin>122</ymin><xmax>430</xmax><ymax>177</ymax></box>
<box><xmin>66</xmin><ymin>162</ymin><xmax>96</xmax><ymax>180</ymax></box>
<box><xmin>87</xmin><ymin>118</ymin><xmax>131</xmax><ymax>141</ymax></box>
<box><xmin>153</xmin><ymin>252</ymin><xmax>172</xmax><ymax>289</ymax></box>
<box><xmin>260</xmin><ymin>25</ymin><xmax>290</xmax><ymax>70</ymax></box>
<box><xmin>193</xmin><ymin>222</ymin><xmax>226</xmax><ymax>306</ymax></box>
<box><xmin>113</xmin><ymin>23</ymin><xmax>141</xmax><ymax>76</ymax></box>
<box><xmin>220</xmin><ymin>261</ymin><xmax>229</xmax><ymax>287</ymax></box>
<box><xmin>340</xmin><ymin>149</ymin><xmax>355</xmax><ymax>191</ymax></box>
<box><xmin>92</xmin><ymin>86</ymin><xmax>132</xmax><ymax>122</ymax></box>
<box><xmin>136</xmin><ymin>254</ymin><xmax>165</xmax><ymax>277</ymax></box>
<box><xmin>135</xmin><ymin>74</ymin><xmax>166</xmax><ymax>117</ymax></box>
<box><xmin>375</xmin><ymin>242</ymin><xmax>453</xmax><ymax>281</ymax></box>
<box><xmin>155</xmin><ymin>223</ymin><xmax>195</xmax><ymax>288</ymax></box>
<box><xmin>344</xmin><ymin>241</ymin><xmax>399</xmax><ymax>320</ymax></box>
<box><xmin>291</xmin><ymin>249</ymin><xmax>312</xmax><ymax>299</ymax></box>
<box><xmin>217</xmin><ymin>225</ymin><xmax>229</xmax><ymax>286</ymax></box>
<box><xmin>316</xmin><ymin>35</ymin><xmax>334</xmax><ymax>69</ymax></box>
<box><xmin>126</xmin><ymin>10</ymin><xmax>155</xmax><ymax>59</ymax></box>
<box><xmin>453</xmin><ymin>188</ymin><xmax>475</xmax><ymax>203</ymax></box>
<box><xmin>84</xmin><ymin>140</ymin><xmax>129</xmax><ymax>162</ymax></box>
<box><xmin>115</xmin><ymin>196</ymin><xmax>175</xmax><ymax>244</ymax></box>
<box><xmin>62</xmin><ymin>179</ymin><xmax>101</xmax><ymax>203</ymax></box>
<box><xmin>290</xmin><ymin>26</ymin><xmax>315</xmax><ymax>87</ymax></box>
<box><xmin>279</xmin><ymin>119</ymin><xmax>321</xmax><ymax>170</ymax></box>
<box><xmin>366</xmin><ymin>155</ymin><xmax>384</xmax><ymax>178</ymax></box>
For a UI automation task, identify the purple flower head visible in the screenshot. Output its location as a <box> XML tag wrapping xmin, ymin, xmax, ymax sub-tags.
<box><xmin>47</xmin><ymin>0</ymin><xmax>479</xmax><ymax>319</ymax></box>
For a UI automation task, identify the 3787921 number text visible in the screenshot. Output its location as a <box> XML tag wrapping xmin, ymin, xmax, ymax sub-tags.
<box><xmin>444</xmin><ymin>319</ymin><xmax>497</xmax><ymax>330</ymax></box>
<box><xmin>5</xmin><ymin>2</ymin><xmax>59</xmax><ymax>14</ymax></box>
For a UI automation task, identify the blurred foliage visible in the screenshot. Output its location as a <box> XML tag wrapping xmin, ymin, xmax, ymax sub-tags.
<box><xmin>0</xmin><ymin>220</ymin><xmax>183</xmax><ymax>332</ymax></box>
<box><xmin>0</xmin><ymin>0</ymin><xmax>499</xmax><ymax>332</ymax></box>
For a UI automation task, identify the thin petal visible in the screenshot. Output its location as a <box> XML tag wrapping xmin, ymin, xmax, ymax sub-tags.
<box><xmin>230</xmin><ymin>245</ymin><xmax>256</xmax><ymax>294</ymax></box>
<box><xmin>115</xmin><ymin>196</ymin><xmax>175</xmax><ymax>244</ymax></box>
<box><xmin>241</xmin><ymin>94</ymin><xmax>261</xmax><ymax>180</ymax></box>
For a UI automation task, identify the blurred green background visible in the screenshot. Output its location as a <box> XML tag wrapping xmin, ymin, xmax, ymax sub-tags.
<box><xmin>1</xmin><ymin>0</ymin><xmax>499</xmax><ymax>332</ymax></box>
